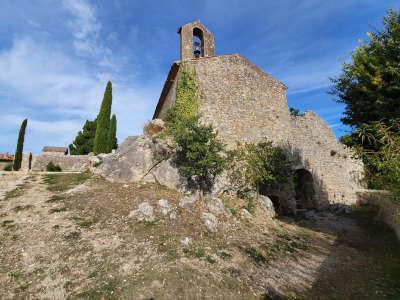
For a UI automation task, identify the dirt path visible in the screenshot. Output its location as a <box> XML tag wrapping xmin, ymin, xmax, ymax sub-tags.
<box><xmin>0</xmin><ymin>172</ymin><xmax>399</xmax><ymax>299</ymax></box>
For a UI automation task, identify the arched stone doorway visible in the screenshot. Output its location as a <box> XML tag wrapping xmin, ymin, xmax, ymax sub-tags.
<box><xmin>193</xmin><ymin>27</ymin><xmax>204</xmax><ymax>57</ymax></box>
<box><xmin>294</xmin><ymin>169</ymin><xmax>315</xmax><ymax>209</ymax></box>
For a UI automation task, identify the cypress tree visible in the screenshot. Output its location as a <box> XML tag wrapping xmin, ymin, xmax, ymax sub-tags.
<box><xmin>13</xmin><ymin>119</ymin><xmax>28</xmax><ymax>171</ymax></box>
<box><xmin>93</xmin><ymin>81</ymin><xmax>112</xmax><ymax>154</ymax></box>
<box><xmin>107</xmin><ymin>114</ymin><xmax>118</xmax><ymax>152</ymax></box>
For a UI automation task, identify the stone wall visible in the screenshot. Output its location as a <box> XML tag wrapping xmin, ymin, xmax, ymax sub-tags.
<box><xmin>290</xmin><ymin>112</ymin><xmax>364</xmax><ymax>205</ymax></box>
<box><xmin>31</xmin><ymin>154</ymin><xmax>92</xmax><ymax>172</ymax></box>
<box><xmin>161</xmin><ymin>54</ymin><xmax>292</xmax><ymax>148</ymax></box>
<box><xmin>153</xmin><ymin>53</ymin><xmax>365</xmax><ymax>206</ymax></box>
<box><xmin>358</xmin><ymin>190</ymin><xmax>400</xmax><ymax>241</ymax></box>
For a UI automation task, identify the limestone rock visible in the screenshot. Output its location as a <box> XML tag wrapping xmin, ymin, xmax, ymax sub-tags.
<box><xmin>143</xmin><ymin>118</ymin><xmax>165</xmax><ymax>137</ymax></box>
<box><xmin>95</xmin><ymin>135</ymin><xmax>176</xmax><ymax>185</ymax></box>
<box><xmin>129</xmin><ymin>202</ymin><xmax>154</xmax><ymax>222</ymax></box>
<box><xmin>149</xmin><ymin>158</ymin><xmax>182</xmax><ymax>190</ymax></box>
<box><xmin>210</xmin><ymin>171</ymin><xmax>232</xmax><ymax>196</ymax></box>
<box><xmin>258</xmin><ymin>195</ymin><xmax>276</xmax><ymax>218</ymax></box>
<box><xmin>206</xmin><ymin>197</ymin><xmax>231</xmax><ymax>217</ymax></box>
<box><xmin>95</xmin><ymin>136</ymin><xmax>154</xmax><ymax>182</ymax></box>
<box><xmin>179</xmin><ymin>192</ymin><xmax>199</xmax><ymax>207</ymax></box>
<box><xmin>239</xmin><ymin>208</ymin><xmax>252</xmax><ymax>220</ymax></box>
<box><xmin>180</xmin><ymin>237</ymin><xmax>192</xmax><ymax>246</ymax></box>
<box><xmin>202</xmin><ymin>212</ymin><xmax>218</xmax><ymax>232</ymax></box>
<box><xmin>158</xmin><ymin>199</ymin><xmax>172</xmax><ymax>215</ymax></box>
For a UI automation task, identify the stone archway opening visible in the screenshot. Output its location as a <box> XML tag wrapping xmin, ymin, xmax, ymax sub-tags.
<box><xmin>294</xmin><ymin>169</ymin><xmax>316</xmax><ymax>209</ymax></box>
<box><xmin>193</xmin><ymin>27</ymin><xmax>204</xmax><ymax>58</ymax></box>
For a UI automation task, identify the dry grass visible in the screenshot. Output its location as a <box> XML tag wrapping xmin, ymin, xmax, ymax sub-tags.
<box><xmin>0</xmin><ymin>173</ymin><xmax>399</xmax><ymax>299</ymax></box>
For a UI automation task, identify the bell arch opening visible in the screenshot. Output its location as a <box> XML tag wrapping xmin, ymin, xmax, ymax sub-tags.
<box><xmin>193</xmin><ymin>27</ymin><xmax>204</xmax><ymax>58</ymax></box>
<box><xmin>294</xmin><ymin>169</ymin><xmax>316</xmax><ymax>209</ymax></box>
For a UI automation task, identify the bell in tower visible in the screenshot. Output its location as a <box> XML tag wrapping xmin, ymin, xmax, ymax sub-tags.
<box><xmin>178</xmin><ymin>20</ymin><xmax>215</xmax><ymax>61</ymax></box>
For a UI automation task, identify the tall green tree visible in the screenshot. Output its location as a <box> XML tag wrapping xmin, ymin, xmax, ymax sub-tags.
<box><xmin>107</xmin><ymin>114</ymin><xmax>118</xmax><ymax>152</ymax></box>
<box><xmin>69</xmin><ymin>119</ymin><xmax>97</xmax><ymax>155</ymax></box>
<box><xmin>93</xmin><ymin>81</ymin><xmax>113</xmax><ymax>154</ymax></box>
<box><xmin>330</xmin><ymin>9</ymin><xmax>400</xmax><ymax>128</ymax></box>
<box><xmin>13</xmin><ymin>119</ymin><xmax>27</xmax><ymax>171</ymax></box>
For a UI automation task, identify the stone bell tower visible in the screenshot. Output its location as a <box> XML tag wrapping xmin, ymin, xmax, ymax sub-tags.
<box><xmin>178</xmin><ymin>20</ymin><xmax>215</xmax><ymax>61</ymax></box>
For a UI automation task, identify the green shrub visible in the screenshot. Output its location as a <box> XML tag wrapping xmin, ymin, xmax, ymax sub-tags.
<box><xmin>171</xmin><ymin>116</ymin><xmax>226</xmax><ymax>193</ymax></box>
<box><xmin>46</xmin><ymin>162</ymin><xmax>62</xmax><ymax>172</ymax></box>
<box><xmin>228</xmin><ymin>140</ymin><xmax>292</xmax><ymax>194</ymax></box>
<box><xmin>3</xmin><ymin>163</ymin><xmax>12</xmax><ymax>171</ymax></box>
<box><xmin>353</xmin><ymin>119</ymin><xmax>400</xmax><ymax>204</ymax></box>
<box><xmin>165</xmin><ymin>66</ymin><xmax>226</xmax><ymax>193</ymax></box>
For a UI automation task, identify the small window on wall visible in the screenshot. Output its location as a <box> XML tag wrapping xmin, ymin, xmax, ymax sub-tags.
<box><xmin>193</xmin><ymin>27</ymin><xmax>204</xmax><ymax>58</ymax></box>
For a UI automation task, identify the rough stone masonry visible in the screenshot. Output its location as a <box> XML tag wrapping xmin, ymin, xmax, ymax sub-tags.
<box><xmin>153</xmin><ymin>20</ymin><xmax>364</xmax><ymax>208</ymax></box>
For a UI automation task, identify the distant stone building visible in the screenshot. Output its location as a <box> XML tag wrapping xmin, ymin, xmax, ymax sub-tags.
<box><xmin>0</xmin><ymin>154</ymin><xmax>14</xmax><ymax>170</ymax></box>
<box><xmin>153</xmin><ymin>20</ymin><xmax>364</xmax><ymax>210</ymax></box>
<box><xmin>42</xmin><ymin>146</ymin><xmax>68</xmax><ymax>155</ymax></box>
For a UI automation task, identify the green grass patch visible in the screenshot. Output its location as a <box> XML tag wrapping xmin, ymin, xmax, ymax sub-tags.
<box><xmin>2</xmin><ymin>219</ymin><xmax>15</xmax><ymax>228</ymax></box>
<box><xmin>4</xmin><ymin>182</ymin><xmax>29</xmax><ymax>200</ymax></box>
<box><xmin>43</xmin><ymin>172</ymin><xmax>91</xmax><ymax>192</ymax></box>
<box><xmin>12</xmin><ymin>204</ymin><xmax>33</xmax><ymax>212</ymax></box>
<box><xmin>49</xmin><ymin>207</ymin><xmax>67</xmax><ymax>214</ymax></box>
<box><xmin>63</xmin><ymin>231</ymin><xmax>81</xmax><ymax>240</ymax></box>
<box><xmin>139</xmin><ymin>220</ymin><xmax>157</xmax><ymax>229</ymax></box>
<box><xmin>218</xmin><ymin>251</ymin><xmax>232</xmax><ymax>260</ymax></box>
<box><xmin>70</xmin><ymin>215</ymin><xmax>97</xmax><ymax>228</ymax></box>
<box><xmin>46</xmin><ymin>195</ymin><xmax>65</xmax><ymax>203</ymax></box>
<box><xmin>244</xmin><ymin>246</ymin><xmax>268</xmax><ymax>265</ymax></box>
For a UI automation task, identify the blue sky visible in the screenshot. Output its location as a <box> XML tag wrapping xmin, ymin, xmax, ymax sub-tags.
<box><xmin>0</xmin><ymin>0</ymin><xmax>398</xmax><ymax>153</ymax></box>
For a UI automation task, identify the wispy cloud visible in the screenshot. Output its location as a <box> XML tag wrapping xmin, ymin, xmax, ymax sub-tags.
<box><xmin>63</xmin><ymin>0</ymin><xmax>100</xmax><ymax>55</ymax></box>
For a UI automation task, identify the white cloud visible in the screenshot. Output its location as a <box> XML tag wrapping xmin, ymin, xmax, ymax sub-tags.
<box><xmin>0</xmin><ymin>36</ymin><xmax>160</xmax><ymax>153</ymax></box>
<box><xmin>63</xmin><ymin>0</ymin><xmax>100</xmax><ymax>55</ymax></box>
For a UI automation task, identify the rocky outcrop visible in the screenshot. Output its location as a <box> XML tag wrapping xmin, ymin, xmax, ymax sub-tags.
<box><xmin>94</xmin><ymin>135</ymin><xmax>181</xmax><ymax>190</ymax></box>
<box><xmin>143</xmin><ymin>119</ymin><xmax>165</xmax><ymax>137</ymax></box>
<box><xmin>258</xmin><ymin>195</ymin><xmax>276</xmax><ymax>218</ymax></box>
<box><xmin>202</xmin><ymin>212</ymin><xmax>218</xmax><ymax>232</ymax></box>
<box><xmin>129</xmin><ymin>202</ymin><xmax>155</xmax><ymax>222</ymax></box>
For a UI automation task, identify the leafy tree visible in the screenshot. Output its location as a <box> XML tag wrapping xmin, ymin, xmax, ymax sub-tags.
<box><xmin>93</xmin><ymin>81</ymin><xmax>113</xmax><ymax>154</ymax></box>
<box><xmin>107</xmin><ymin>114</ymin><xmax>118</xmax><ymax>152</ymax></box>
<box><xmin>172</xmin><ymin>116</ymin><xmax>226</xmax><ymax>193</ymax></box>
<box><xmin>351</xmin><ymin>119</ymin><xmax>400</xmax><ymax>203</ymax></box>
<box><xmin>330</xmin><ymin>9</ymin><xmax>400</xmax><ymax>128</ymax></box>
<box><xmin>13</xmin><ymin>119</ymin><xmax>27</xmax><ymax>171</ymax></box>
<box><xmin>69</xmin><ymin>119</ymin><xmax>97</xmax><ymax>155</ymax></box>
<box><xmin>228</xmin><ymin>140</ymin><xmax>292</xmax><ymax>195</ymax></box>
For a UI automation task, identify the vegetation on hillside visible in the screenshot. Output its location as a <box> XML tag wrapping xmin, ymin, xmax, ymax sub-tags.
<box><xmin>166</xmin><ymin>67</ymin><xmax>226</xmax><ymax>193</ymax></box>
<box><xmin>228</xmin><ymin>141</ymin><xmax>292</xmax><ymax>193</ymax></box>
<box><xmin>331</xmin><ymin>9</ymin><xmax>400</xmax><ymax>128</ymax></box>
<box><xmin>69</xmin><ymin>119</ymin><xmax>97</xmax><ymax>155</ymax></box>
<box><xmin>13</xmin><ymin>119</ymin><xmax>27</xmax><ymax>171</ymax></box>
<box><xmin>331</xmin><ymin>8</ymin><xmax>400</xmax><ymax>202</ymax></box>
<box><xmin>107</xmin><ymin>114</ymin><xmax>118</xmax><ymax>152</ymax></box>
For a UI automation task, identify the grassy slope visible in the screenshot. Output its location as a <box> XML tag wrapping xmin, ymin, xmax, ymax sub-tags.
<box><xmin>0</xmin><ymin>173</ymin><xmax>399</xmax><ymax>299</ymax></box>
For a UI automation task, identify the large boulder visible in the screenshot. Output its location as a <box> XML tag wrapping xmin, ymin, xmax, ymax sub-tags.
<box><xmin>143</xmin><ymin>119</ymin><xmax>165</xmax><ymax>137</ymax></box>
<box><xmin>206</xmin><ymin>197</ymin><xmax>231</xmax><ymax>217</ymax></box>
<box><xmin>94</xmin><ymin>136</ymin><xmax>155</xmax><ymax>182</ymax></box>
<box><xmin>94</xmin><ymin>135</ymin><xmax>177</xmax><ymax>186</ymax></box>
<box><xmin>129</xmin><ymin>202</ymin><xmax>155</xmax><ymax>222</ymax></box>
<box><xmin>258</xmin><ymin>195</ymin><xmax>276</xmax><ymax>218</ymax></box>
<box><xmin>144</xmin><ymin>158</ymin><xmax>183</xmax><ymax>190</ymax></box>
<box><xmin>201</xmin><ymin>212</ymin><xmax>218</xmax><ymax>232</ymax></box>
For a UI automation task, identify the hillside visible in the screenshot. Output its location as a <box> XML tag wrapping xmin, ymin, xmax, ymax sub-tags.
<box><xmin>1</xmin><ymin>172</ymin><xmax>399</xmax><ymax>299</ymax></box>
